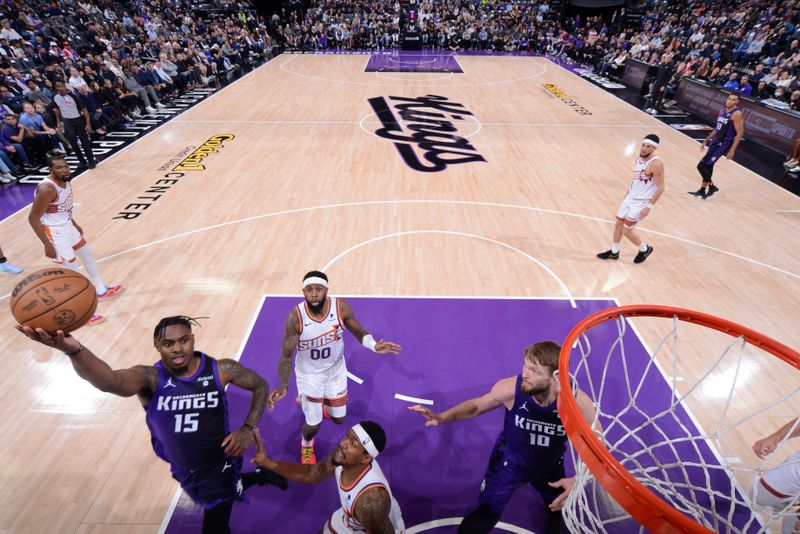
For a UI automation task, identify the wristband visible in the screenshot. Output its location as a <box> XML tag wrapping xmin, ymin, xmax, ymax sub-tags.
<box><xmin>63</xmin><ymin>343</ymin><xmax>83</xmax><ymax>357</ymax></box>
<box><xmin>241</xmin><ymin>423</ymin><xmax>255</xmax><ymax>433</ymax></box>
<box><xmin>646</xmin><ymin>203</ymin><xmax>654</xmax><ymax>209</ymax></box>
<box><xmin>362</xmin><ymin>334</ymin><xmax>377</xmax><ymax>352</ymax></box>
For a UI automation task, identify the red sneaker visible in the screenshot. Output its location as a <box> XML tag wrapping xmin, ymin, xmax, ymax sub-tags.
<box><xmin>301</xmin><ymin>439</ymin><xmax>316</xmax><ymax>465</ymax></box>
<box><xmin>88</xmin><ymin>314</ymin><xmax>105</xmax><ymax>326</ymax></box>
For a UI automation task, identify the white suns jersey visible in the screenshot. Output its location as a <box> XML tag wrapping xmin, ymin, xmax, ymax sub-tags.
<box><xmin>628</xmin><ymin>156</ymin><xmax>659</xmax><ymax>200</ymax></box>
<box><xmin>335</xmin><ymin>461</ymin><xmax>405</xmax><ymax>533</ymax></box>
<box><xmin>39</xmin><ymin>176</ymin><xmax>73</xmax><ymax>227</ymax></box>
<box><xmin>295</xmin><ymin>296</ymin><xmax>346</xmax><ymax>374</ymax></box>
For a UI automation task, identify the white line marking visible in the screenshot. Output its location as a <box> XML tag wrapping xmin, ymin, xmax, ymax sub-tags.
<box><xmin>320</xmin><ymin>229</ymin><xmax>577</xmax><ymax>308</ymax></box>
<box><xmin>395</xmin><ymin>393</ymin><xmax>434</xmax><ymax>405</ymax></box>
<box><xmin>347</xmin><ymin>371</ymin><xmax>364</xmax><ymax>384</ymax></box>
<box><xmin>3</xmin><ymin>198</ymin><xmax>797</xmax><ymax>301</ymax></box>
<box><xmin>232</xmin><ymin>294</ymin><xmax>267</xmax><ymax>362</ymax></box>
<box><xmin>726</xmin><ymin>456</ymin><xmax>742</xmax><ymax>465</ymax></box>
<box><xmin>279</xmin><ymin>53</ymin><xmax>548</xmax><ymax>87</ymax></box>
<box><xmin>776</xmin><ymin>209</ymin><xmax>800</xmax><ymax>213</ymax></box>
<box><xmin>157</xmin><ymin>486</ymin><xmax>183</xmax><ymax>534</ymax></box>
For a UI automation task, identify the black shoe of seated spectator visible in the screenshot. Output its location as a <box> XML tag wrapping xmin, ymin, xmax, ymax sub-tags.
<box><xmin>11</xmin><ymin>169</ymin><xmax>25</xmax><ymax>178</ymax></box>
<box><xmin>87</xmin><ymin>162</ymin><xmax>96</xmax><ymax>169</ymax></box>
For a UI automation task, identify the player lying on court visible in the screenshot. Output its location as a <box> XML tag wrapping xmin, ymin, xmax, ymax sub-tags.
<box><xmin>16</xmin><ymin>316</ymin><xmax>287</xmax><ymax>534</ymax></box>
<box><xmin>251</xmin><ymin>420</ymin><xmax>405</xmax><ymax>534</ymax></box>
<box><xmin>410</xmin><ymin>341</ymin><xmax>598</xmax><ymax>534</ymax></box>
<box><xmin>268</xmin><ymin>271</ymin><xmax>401</xmax><ymax>464</ymax></box>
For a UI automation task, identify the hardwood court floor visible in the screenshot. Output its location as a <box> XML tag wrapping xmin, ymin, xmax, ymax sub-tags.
<box><xmin>1</xmin><ymin>54</ymin><xmax>800</xmax><ymax>532</ymax></box>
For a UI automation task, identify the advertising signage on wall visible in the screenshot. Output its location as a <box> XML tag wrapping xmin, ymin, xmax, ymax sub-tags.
<box><xmin>675</xmin><ymin>78</ymin><xmax>799</xmax><ymax>154</ymax></box>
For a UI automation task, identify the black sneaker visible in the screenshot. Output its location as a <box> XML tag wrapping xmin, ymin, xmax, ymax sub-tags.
<box><xmin>703</xmin><ymin>184</ymin><xmax>719</xmax><ymax>199</ymax></box>
<box><xmin>250</xmin><ymin>467</ymin><xmax>288</xmax><ymax>490</ymax></box>
<box><xmin>687</xmin><ymin>187</ymin><xmax>706</xmax><ymax>197</ymax></box>
<box><xmin>633</xmin><ymin>245</ymin><xmax>654</xmax><ymax>264</ymax></box>
<box><xmin>596</xmin><ymin>249</ymin><xmax>619</xmax><ymax>260</ymax></box>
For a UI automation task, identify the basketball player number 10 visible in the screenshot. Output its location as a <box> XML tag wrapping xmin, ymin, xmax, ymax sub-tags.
<box><xmin>174</xmin><ymin>413</ymin><xmax>199</xmax><ymax>433</ymax></box>
<box><xmin>531</xmin><ymin>433</ymin><xmax>550</xmax><ymax>447</ymax></box>
<box><xmin>311</xmin><ymin>348</ymin><xmax>331</xmax><ymax>360</ymax></box>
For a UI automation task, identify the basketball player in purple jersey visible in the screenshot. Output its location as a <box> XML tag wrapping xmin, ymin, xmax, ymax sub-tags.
<box><xmin>689</xmin><ymin>93</ymin><xmax>744</xmax><ymax>200</ymax></box>
<box><xmin>410</xmin><ymin>342</ymin><xmax>598</xmax><ymax>534</ymax></box>
<box><xmin>16</xmin><ymin>315</ymin><xmax>287</xmax><ymax>534</ymax></box>
<box><xmin>269</xmin><ymin>271</ymin><xmax>401</xmax><ymax>465</ymax></box>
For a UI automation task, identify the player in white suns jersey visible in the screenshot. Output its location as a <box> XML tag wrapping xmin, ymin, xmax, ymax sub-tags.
<box><xmin>27</xmin><ymin>154</ymin><xmax>124</xmax><ymax>326</ymax></box>
<box><xmin>597</xmin><ymin>133</ymin><xmax>666</xmax><ymax>264</ymax></box>
<box><xmin>753</xmin><ymin>417</ymin><xmax>800</xmax><ymax>534</ymax></box>
<box><xmin>269</xmin><ymin>271</ymin><xmax>401</xmax><ymax>464</ymax></box>
<box><xmin>253</xmin><ymin>420</ymin><xmax>405</xmax><ymax>533</ymax></box>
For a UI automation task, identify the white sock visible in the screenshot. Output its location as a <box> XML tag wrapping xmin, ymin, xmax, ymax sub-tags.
<box><xmin>61</xmin><ymin>258</ymin><xmax>79</xmax><ymax>272</ymax></box>
<box><xmin>611</xmin><ymin>243</ymin><xmax>620</xmax><ymax>254</ymax></box>
<box><xmin>301</xmin><ymin>437</ymin><xmax>314</xmax><ymax>447</ymax></box>
<box><xmin>639</xmin><ymin>243</ymin><xmax>649</xmax><ymax>252</ymax></box>
<box><xmin>75</xmin><ymin>246</ymin><xmax>107</xmax><ymax>294</ymax></box>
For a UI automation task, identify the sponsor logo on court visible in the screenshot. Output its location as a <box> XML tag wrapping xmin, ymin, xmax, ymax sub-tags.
<box><xmin>172</xmin><ymin>134</ymin><xmax>236</xmax><ymax>171</ymax></box>
<box><xmin>114</xmin><ymin>134</ymin><xmax>234</xmax><ymax>220</ymax></box>
<box><xmin>368</xmin><ymin>95</ymin><xmax>487</xmax><ymax>173</ymax></box>
<box><xmin>541</xmin><ymin>83</ymin><xmax>593</xmax><ymax>115</ymax></box>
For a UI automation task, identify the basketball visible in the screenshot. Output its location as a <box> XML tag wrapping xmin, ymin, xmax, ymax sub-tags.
<box><xmin>10</xmin><ymin>268</ymin><xmax>97</xmax><ymax>333</ymax></box>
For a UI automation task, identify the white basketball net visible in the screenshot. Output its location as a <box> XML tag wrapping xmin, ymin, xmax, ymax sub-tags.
<box><xmin>560</xmin><ymin>312</ymin><xmax>800</xmax><ymax>533</ymax></box>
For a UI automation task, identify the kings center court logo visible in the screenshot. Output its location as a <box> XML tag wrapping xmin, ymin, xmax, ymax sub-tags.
<box><xmin>368</xmin><ymin>95</ymin><xmax>487</xmax><ymax>173</ymax></box>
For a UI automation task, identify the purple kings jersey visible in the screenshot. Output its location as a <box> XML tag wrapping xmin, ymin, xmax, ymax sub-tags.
<box><xmin>501</xmin><ymin>375</ymin><xmax>568</xmax><ymax>469</ymax></box>
<box><xmin>145</xmin><ymin>352</ymin><xmax>230</xmax><ymax>470</ymax></box>
<box><xmin>710</xmin><ymin>107</ymin><xmax>739</xmax><ymax>146</ymax></box>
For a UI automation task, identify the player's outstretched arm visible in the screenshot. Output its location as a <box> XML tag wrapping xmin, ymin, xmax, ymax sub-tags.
<box><xmin>408</xmin><ymin>376</ymin><xmax>516</xmax><ymax>426</ymax></box>
<box><xmin>251</xmin><ymin>428</ymin><xmax>335</xmax><ymax>484</ymax></box>
<box><xmin>338</xmin><ymin>298</ymin><xmax>401</xmax><ymax>355</ymax></box>
<box><xmin>269</xmin><ymin>310</ymin><xmax>300</xmax><ymax>409</ymax></box>
<box><xmin>353</xmin><ymin>486</ymin><xmax>394</xmax><ymax>534</ymax></box>
<box><xmin>16</xmin><ymin>326</ymin><xmax>156</xmax><ymax>397</ymax></box>
<box><xmin>754</xmin><ymin>417</ymin><xmax>800</xmax><ymax>459</ymax></box>
<box><xmin>218</xmin><ymin>359</ymin><xmax>268</xmax><ymax>456</ymax></box>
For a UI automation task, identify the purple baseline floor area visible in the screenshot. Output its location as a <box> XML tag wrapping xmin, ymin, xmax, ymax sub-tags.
<box><xmin>365</xmin><ymin>51</ymin><xmax>463</xmax><ymax>73</ymax></box>
<box><xmin>164</xmin><ymin>296</ymin><xmax>752</xmax><ymax>533</ymax></box>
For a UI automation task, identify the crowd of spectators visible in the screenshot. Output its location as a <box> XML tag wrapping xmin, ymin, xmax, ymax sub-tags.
<box><xmin>2</xmin><ymin>0</ymin><xmax>798</xmax><ymax>184</ymax></box>
<box><xmin>0</xmin><ymin>0</ymin><xmax>273</xmax><ymax>184</ymax></box>
<box><xmin>273</xmin><ymin>0</ymin><xmax>800</xmax><ymax>115</ymax></box>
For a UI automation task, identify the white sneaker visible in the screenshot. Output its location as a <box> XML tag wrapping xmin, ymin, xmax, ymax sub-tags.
<box><xmin>0</xmin><ymin>173</ymin><xmax>12</xmax><ymax>184</ymax></box>
<box><xmin>155</xmin><ymin>102</ymin><xmax>166</xmax><ymax>108</ymax></box>
<box><xmin>145</xmin><ymin>106</ymin><xmax>157</xmax><ymax>113</ymax></box>
<box><xmin>131</xmin><ymin>109</ymin><xmax>142</xmax><ymax>117</ymax></box>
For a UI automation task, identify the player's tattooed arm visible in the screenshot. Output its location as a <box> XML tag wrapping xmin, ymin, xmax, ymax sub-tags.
<box><xmin>252</xmin><ymin>429</ymin><xmax>336</xmax><ymax>483</ymax></box>
<box><xmin>218</xmin><ymin>359</ymin><xmax>268</xmax><ymax>456</ymax></box>
<box><xmin>279</xmin><ymin>310</ymin><xmax>301</xmax><ymax>385</ymax></box>
<box><xmin>218</xmin><ymin>358</ymin><xmax>268</xmax><ymax>426</ymax></box>
<box><xmin>354</xmin><ymin>486</ymin><xmax>394</xmax><ymax>534</ymax></box>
